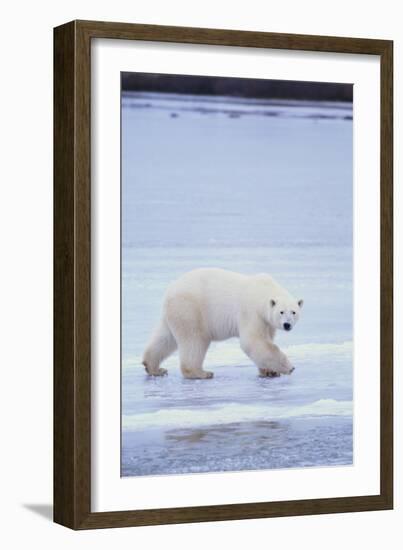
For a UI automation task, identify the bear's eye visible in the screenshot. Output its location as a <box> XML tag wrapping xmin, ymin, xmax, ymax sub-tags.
<box><xmin>292</xmin><ymin>311</ymin><xmax>296</xmax><ymax>315</ymax></box>
<box><xmin>280</xmin><ymin>311</ymin><xmax>284</xmax><ymax>315</ymax></box>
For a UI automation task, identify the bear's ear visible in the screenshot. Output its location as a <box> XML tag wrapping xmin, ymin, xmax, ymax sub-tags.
<box><xmin>270</xmin><ymin>299</ymin><xmax>276</xmax><ymax>307</ymax></box>
<box><xmin>298</xmin><ymin>299</ymin><xmax>304</xmax><ymax>308</ymax></box>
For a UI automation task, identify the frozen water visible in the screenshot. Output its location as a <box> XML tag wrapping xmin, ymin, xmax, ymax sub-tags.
<box><xmin>121</xmin><ymin>91</ymin><xmax>353</xmax><ymax>476</ymax></box>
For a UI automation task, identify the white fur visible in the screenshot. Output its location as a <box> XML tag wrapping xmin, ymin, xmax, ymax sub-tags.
<box><xmin>142</xmin><ymin>268</ymin><xmax>303</xmax><ymax>379</ymax></box>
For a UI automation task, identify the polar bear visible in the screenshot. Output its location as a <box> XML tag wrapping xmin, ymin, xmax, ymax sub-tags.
<box><xmin>142</xmin><ymin>268</ymin><xmax>303</xmax><ymax>379</ymax></box>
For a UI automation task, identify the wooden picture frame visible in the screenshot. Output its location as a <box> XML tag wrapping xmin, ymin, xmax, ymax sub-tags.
<box><xmin>54</xmin><ymin>20</ymin><xmax>393</xmax><ymax>529</ymax></box>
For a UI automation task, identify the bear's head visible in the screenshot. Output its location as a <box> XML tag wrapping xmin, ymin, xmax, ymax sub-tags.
<box><xmin>269</xmin><ymin>297</ymin><xmax>303</xmax><ymax>332</ymax></box>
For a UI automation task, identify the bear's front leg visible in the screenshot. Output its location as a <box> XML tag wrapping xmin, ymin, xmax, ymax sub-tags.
<box><xmin>240</xmin><ymin>331</ymin><xmax>294</xmax><ymax>376</ymax></box>
<box><xmin>258</xmin><ymin>368</ymin><xmax>280</xmax><ymax>378</ymax></box>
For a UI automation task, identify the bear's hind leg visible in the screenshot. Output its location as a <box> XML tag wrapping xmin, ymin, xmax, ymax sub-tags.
<box><xmin>142</xmin><ymin>320</ymin><xmax>177</xmax><ymax>376</ymax></box>
<box><xmin>178</xmin><ymin>339</ymin><xmax>213</xmax><ymax>379</ymax></box>
<box><xmin>165</xmin><ymin>295</ymin><xmax>213</xmax><ymax>379</ymax></box>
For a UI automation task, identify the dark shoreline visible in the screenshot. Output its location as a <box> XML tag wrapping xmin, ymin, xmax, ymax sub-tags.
<box><xmin>122</xmin><ymin>72</ymin><xmax>353</xmax><ymax>102</ymax></box>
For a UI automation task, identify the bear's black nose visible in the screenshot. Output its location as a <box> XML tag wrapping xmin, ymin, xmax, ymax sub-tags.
<box><xmin>283</xmin><ymin>322</ymin><xmax>291</xmax><ymax>331</ymax></box>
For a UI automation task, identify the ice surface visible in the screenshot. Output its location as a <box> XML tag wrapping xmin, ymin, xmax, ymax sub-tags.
<box><xmin>121</xmin><ymin>92</ymin><xmax>353</xmax><ymax>476</ymax></box>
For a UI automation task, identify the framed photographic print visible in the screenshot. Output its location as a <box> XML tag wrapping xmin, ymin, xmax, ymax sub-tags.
<box><xmin>54</xmin><ymin>20</ymin><xmax>393</xmax><ymax>529</ymax></box>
